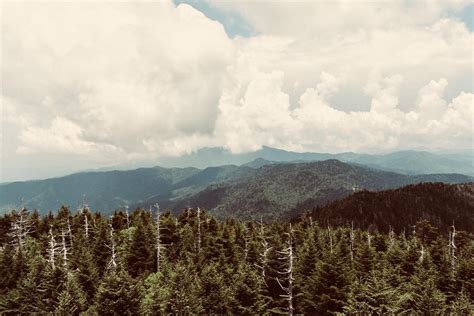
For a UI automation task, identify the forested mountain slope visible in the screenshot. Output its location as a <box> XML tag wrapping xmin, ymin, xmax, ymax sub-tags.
<box><xmin>305</xmin><ymin>182</ymin><xmax>474</xmax><ymax>232</ymax></box>
<box><xmin>1</xmin><ymin>159</ymin><xmax>471</xmax><ymax>217</ymax></box>
<box><xmin>0</xmin><ymin>165</ymin><xmax>252</xmax><ymax>214</ymax></box>
<box><xmin>164</xmin><ymin>160</ymin><xmax>472</xmax><ymax>219</ymax></box>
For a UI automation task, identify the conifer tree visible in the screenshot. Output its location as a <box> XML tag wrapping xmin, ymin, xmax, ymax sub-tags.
<box><xmin>302</xmin><ymin>251</ymin><xmax>350</xmax><ymax>315</ymax></box>
<box><xmin>140</xmin><ymin>271</ymin><xmax>171</xmax><ymax>315</ymax></box>
<box><xmin>200</xmin><ymin>262</ymin><xmax>234</xmax><ymax>314</ymax></box>
<box><xmin>168</xmin><ymin>263</ymin><xmax>203</xmax><ymax>314</ymax></box>
<box><xmin>404</xmin><ymin>255</ymin><xmax>447</xmax><ymax>313</ymax></box>
<box><xmin>345</xmin><ymin>264</ymin><xmax>403</xmax><ymax>314</ymax></box>
<box><xmin>94</xmin><ymin>268</ymin><xmax>140</xmax><ymax>315</ymax></box>
<box><xmin>55</xmin><ymin>272</ymin><xmax>87</xmax><ymax>315</ymax></box>
<box><xmin>231</xmin><ymin>263</ymin><xmax>269</xmax><ymax>314</ymax></box>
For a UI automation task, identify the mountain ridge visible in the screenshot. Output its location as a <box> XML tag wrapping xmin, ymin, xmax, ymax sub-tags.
<box><xmin>1</xmin><ymin>158</ymin><xmax>472</xmax><ymax>216</ymax></box>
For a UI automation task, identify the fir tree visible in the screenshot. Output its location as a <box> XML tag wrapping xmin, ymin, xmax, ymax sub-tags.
<box><xmin>94</xmin><ymin>268</ymin><xmax>140</xmax><ymax>315</ymax></box>
<box><xmin>140</xmin><ymin>272</ymin><xmax>171</xmax><ymax>315</ymax></box>
<box><xmin>55</xmin><ymin>272</ymin><xmax>87</xmax><ymax>315</ymax></box>
<box><xmin>302</xmin><ymin>252</ymin><xmax>350</xmax><ymax>315</ymax></box>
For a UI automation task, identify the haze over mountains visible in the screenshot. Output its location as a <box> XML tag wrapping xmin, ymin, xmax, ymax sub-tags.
<box><xmin>152</xmin><ymin>146</ymin><xmax>474</xmax><ymax>176</ymax></box>
<box><xmin>0</xmin><ymin>149</ymin><xmax>472</xmax><ymax>217</ymax></box>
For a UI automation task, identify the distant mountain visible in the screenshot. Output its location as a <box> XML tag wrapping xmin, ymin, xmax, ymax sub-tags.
<box><xmin>0</xmin><ymin>165</ymin><xmax>251</xmax><ymax>214</ymax></box>
<box><xmin>2</xmin><ymin>158</ymin><xmax>471</xmax><ymax>216</ymax></box>
<box><xmin>154</xmin><ymin>146</ymin><xmax>473</xmax><ymax>175</ymax></box>
<box><xmin>305</xmin><ymin>182</ymin><xmax>474</xmax><ymax>233</ymax></box>
<box><xmin>153</xmin><ymin>160</ymin><xmax>472</xmax><ymax>219</ymax></box>
<box><xmin>242</xmin><ymin>158</ymin><xmax>278</xmax><ymax>168</ymax></box>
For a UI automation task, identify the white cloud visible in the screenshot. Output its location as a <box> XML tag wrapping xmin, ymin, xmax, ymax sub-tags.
<box><xmin>1</xmin><ymin>0</ymin><xmax>473</xmax><ymax>180</ymax></box>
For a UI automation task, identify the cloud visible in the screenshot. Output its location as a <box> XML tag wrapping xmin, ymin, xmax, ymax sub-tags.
<box><xmin>1</xmin><ymin>0</ymin><xmax>473</xmax><ymax>180</ymax></box>
<box><xmin>3</xmin><ymin>0</ymin><xmax>232</xmax><ymax>160</ymax></box>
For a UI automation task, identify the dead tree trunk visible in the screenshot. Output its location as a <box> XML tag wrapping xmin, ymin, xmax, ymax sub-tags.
<box><xmin>350</xmin><ymin>222</ymin><xmax>355</xmax><ymax>262</ymax></box>
<box><xmin>48</xmin><ymin>226</ymin><xmax>58</xmax><ymax>269</ymax></box>
<box><xmin>154</xmin><ymin>203</ymin><xmax>164</xmax><ymax>273</ymax></box>
<box><xmin>276</xmin><ymin>224</ymin><xmax>294</xmax><ymax>316</ymax></box>
<box><xmin>108</xmin><ymin>221</ymin><xmax>117</xmax><ymax>270</ymax></box>
<box><xmin>327</xmin><ymin>225</ymin><xmax>333</xmax><ymax>254</ymax></box>
<box><xmin>449</xmin><ymin>223</ymin><xmax>457</xmax><ymax>277</ymax></box>
<box><xmin>8</xmin><ymin>207</ymin><xmax>32</xmax><ymax>252</ymax></box>
<box><xmin>84</xmin><ymin>213</ymin><xmax>89</xmax><ymax>239</ymax></box>
<box><xmin>388</xmin><ymin>225</ymin><xmax>395</xmax><ymax>249</ymax></box>
<box><xmin>243</xmin><ymin>225</ymin><xmax>249</xmax><ymax>263</ymax></box>
<box><xmin>125</xmin><ymin>205</ymin><xmax>131</xmax><ymax>241</ymax></box>
<box><xmin>197</xmin><ymin>207</ymin><xmax>202</xmax><ymax>253</ymax></box>
<box><xmin>67</xmin><ymin>217</ymin><xmax>73</xmax><ymax>250</ymax></box>
<box><xmin>61</xmin><ymin>229</ymin><xmax>69</xmax><ymax>269</ymax></box>
<box><xmin>419</xmin><ymin>244</ymin><xmax>425</xmax><ymax>263</ymax></box>
<box><xmin>255</xmin><ymin>218</ymin><xmax>272</xmax><ymax>283</ymax></box>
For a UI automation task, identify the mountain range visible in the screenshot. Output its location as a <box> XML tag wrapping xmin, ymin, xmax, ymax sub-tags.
<box><xmin>153</xmin><ymin>146</ymin><xmax>473</xmax><ymax>175</ymax></box>
<box><xmin>1</xmin><ymin>157</ymin><xmax>471</xmax><ymax>217</ymax></box>
<box><xmin>151</xmin><ymin>160</ymin><xmax>472</xmax><ymax>219</ymax></box>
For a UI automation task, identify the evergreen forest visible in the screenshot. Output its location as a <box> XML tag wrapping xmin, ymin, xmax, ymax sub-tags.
<box><xmin>0</xmin><ymin>200</ymin><xmax>472</xmax><ymax>315</ymax></box>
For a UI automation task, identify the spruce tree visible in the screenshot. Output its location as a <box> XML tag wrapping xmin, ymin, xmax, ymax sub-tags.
<box><xmin>168</xmin><ymin>263</ymin><xmax>203</xmax><ymax>314</ymax></box>
<box><xmin>200</xmin><ymin>262</ymin><xmax>234</xmax><ymax>314</ymax></box>
<box><xmin>404</xmin><ymin>256</ymin><xmax>447</xmax><ymax>313</ymax></box>
<box><xmin>231</xmin><ymin>263</ymin><xmax>269</xmax><ymax>314</ymax></box>
<box><xmin>302</xmin><ymin>251</ymin><xmax>350</xmax><ymax>315</ymax></box>
<box><xmin>140</xmin><ymin>272</ymin><xmax>171</xmax><ymax>315</ymax></box>
<box><xmin>94</xmin><ymin>268</ymin><xmax>140</xmax><ymax>315</ymax></box>
<box><xmin>55</xmin><ymin>272</ymin><xmax>87</xmax><ymax>315</ymax></box>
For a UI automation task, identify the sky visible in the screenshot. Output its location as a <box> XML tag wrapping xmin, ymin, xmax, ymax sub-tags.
<box><xmin>1</xmin><ymin>0</ymin><xmax>473</xmax><ymax>182</ymax></box>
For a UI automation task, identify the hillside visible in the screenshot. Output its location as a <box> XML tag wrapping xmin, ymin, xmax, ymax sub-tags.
<box><xmin>160</xmin><ymin>160</ymin><xmax>472</xmax><ymax>219</ymax></box>
<box><xmin>2</xmin><ymin>159</ymin><xmax>471</xmax><ymax>216</ymax></box>
<box><xmin>0</xmin><ymin>165</ymin><xmax>251</xmax><ymax>214</ymax></box>
<box><xmin>306</xmin><ymin>182</ymin><xmax>474</xmax><ymax>233</ymax></box>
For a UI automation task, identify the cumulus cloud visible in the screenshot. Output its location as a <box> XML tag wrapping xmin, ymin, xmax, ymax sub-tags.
<box><xmin>1</xmin><ymin>0</ymin><xmax>473</xmax><ymax>180</ymax></box>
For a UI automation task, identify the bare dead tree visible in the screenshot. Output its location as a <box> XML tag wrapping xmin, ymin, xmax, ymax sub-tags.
<box><xmin>401</xmin><ymin>228</ymin><xmax>408</xmax><ymax>250</ymax></box>
<box><xmin>449</xmin><ymin>223</ymin><xmax>457</xmax><ymax>277</ymax></box>
<box><xmin>327</xmin><ymin>225</ymin><xmax>333</xmax><ymax>254</ymax></box>
<box><xmin>67</xmin><ymin>217</ymin><xmax>73</xmax><ymax>250</ymax></box>
<box><xmin>243</xmin><ymin>225</ymin><xmax>249</xmax><ymax>262</ymax></box>
<box><xmin>84</xmin><ymin>213</ymin><xmax>90</xmax><ymax>240</ymax></box>
<box><xmin>367</xmin><ymin>232</ymin><xmax>372</xmax><ymax>248</ymax></box>
<box><xmin>197</xmin><ymin>207</ymin><xmax>202</xmax><ymax>253</ymax></box>
<box><xmin>8</xmin><ymin>207</ymin><xmax>32</xmax><ymax>251</ymax></box>
<box><xmin>125</xmin><ymin>205</ymin><xmax>131</xmax><ymax>241</ymax></box>
<box><xmin>419</xmin><ymin>244</ymin><xmax>425</xmax><ymax>263</ymax></box>
<box><xmin>154</xmin><ymin>203</ymin><xmax>165</xmax><ymax>273</ymax></box>
<box><xmin>47</xmin><ymin>225</ymin><xmax>59</xmax><ymax>269</ymax></box>
<box><xmin>276</xmin><ymin>224</ymin><xmax>294</xmax><ymax>316</ymax></box>
<box><xmin>79</xmin><ymin>194</ymin><xmax>91</xmax><ymax>240</ymax></box>
<box><xmin>350</xmin><ymin>221</ymin><xmax>355</xmax><ymax>262</ymax></box>
<box><xmin>107</xmin><ymin>221</ymin><xmax>117</xmax><ymax>270</ymax></box>
<box><xmin>255</xmin><ymin>217</ymin><xmax>272</xmax><ymax>283</ymax></box>
<box><xmin>61</xmin><ymin>229</ymin><xmax>69</xmax><ymax>269</ymax></box>
<box><xmin>388</xmin><ymin>225</ymin><xmax>395</xmax><ymax>249</ymax></box>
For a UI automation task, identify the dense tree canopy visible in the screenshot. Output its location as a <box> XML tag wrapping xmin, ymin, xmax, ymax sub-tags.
<box><xmin>0</xmin><ymin>203</ymin><xmax>472</xmax><ymax>314</ymax></box>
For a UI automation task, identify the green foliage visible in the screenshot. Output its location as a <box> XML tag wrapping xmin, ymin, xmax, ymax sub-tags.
<box><xmin>139</xmin><ymin>272</ymin><xmax>170</xmax><ymax>315</ymax></box>
<box><xmin>302</xmin><ymin>252</ymin><xmax>351</xmax><ymax>315</ymax></box>
<box><xmin>94</xmin><ymin>268</ymin><xmax>140</xmax><ymax>315</ymax></box>
<box><xmin>55</xmin><ymin>272</ymin><xmax>87</xmax><ymax>315</ymax></box>
<box><xmin>0</xmin><ymin>204</ymin><xmax>472</xmax><ymax>314</ymax></box>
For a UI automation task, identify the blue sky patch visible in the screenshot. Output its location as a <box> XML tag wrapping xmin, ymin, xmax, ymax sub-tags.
<box><xmin>174</xmin><ymin>0</ymin><xmax>255</xmax><ymax>37</ymax></box>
